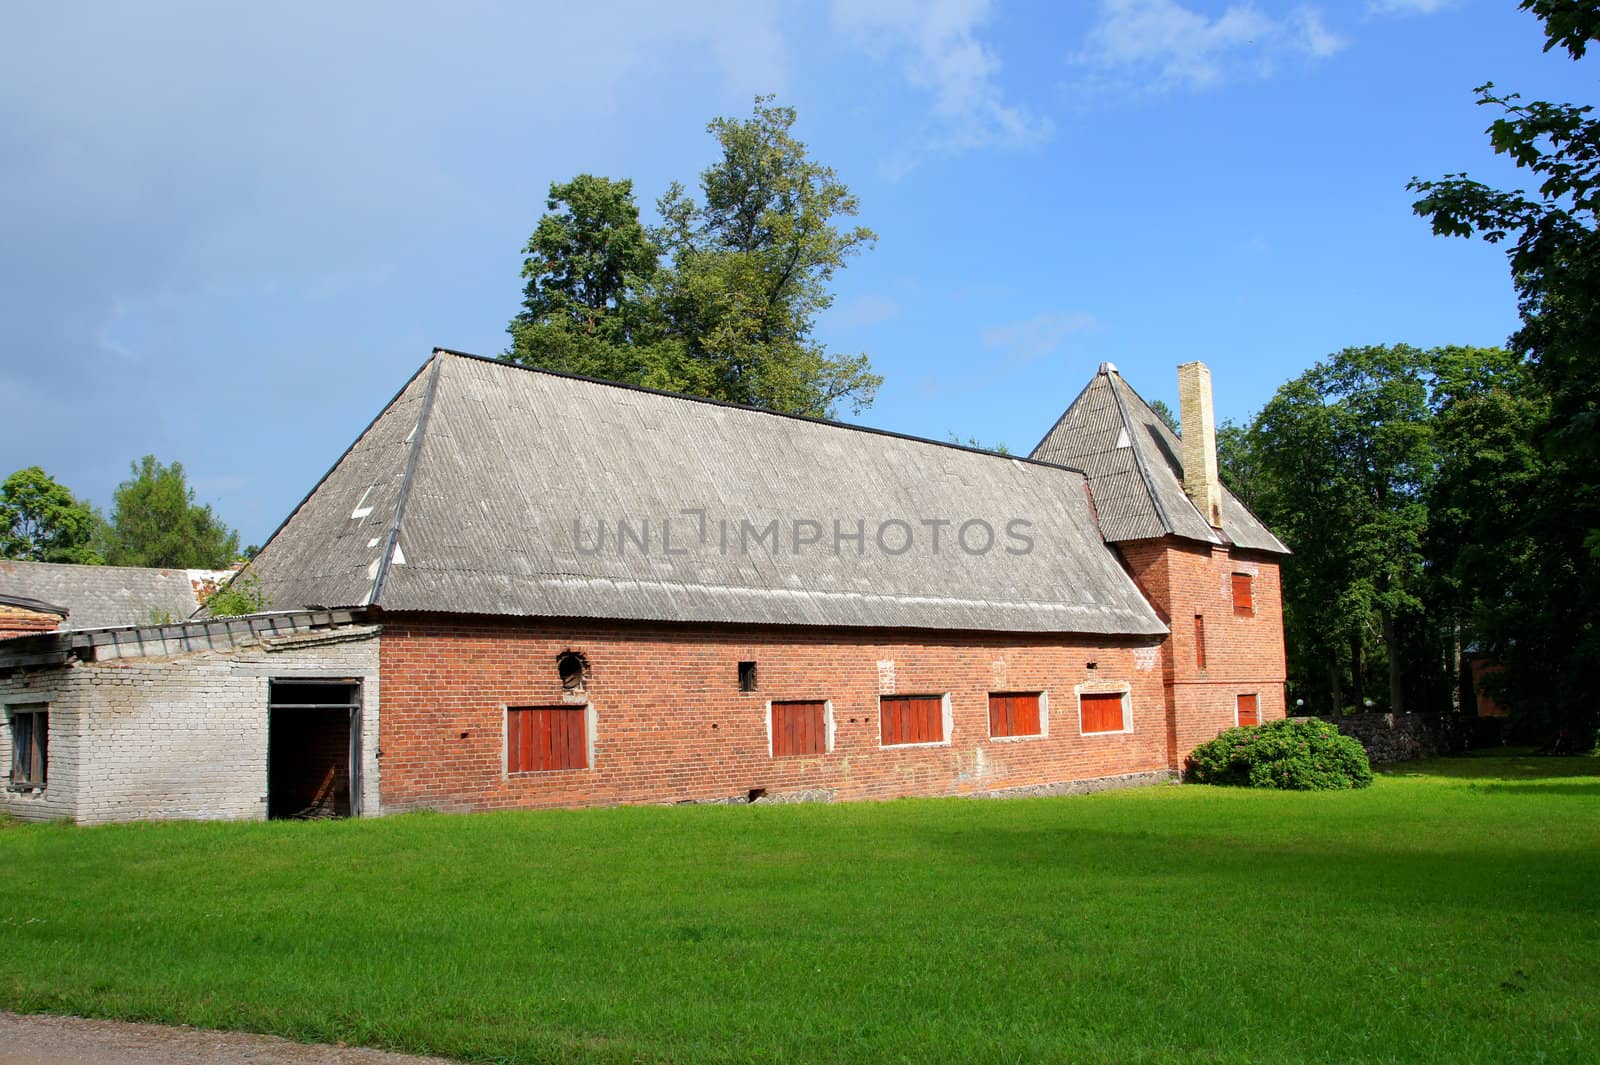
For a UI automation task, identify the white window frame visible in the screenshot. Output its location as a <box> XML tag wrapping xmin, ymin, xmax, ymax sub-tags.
<box><xmin>766</xmin><ymin>699</ymin><xmax>835</xmax><ymax>758</ymax></box>
<box><xmin>878</xmin><ymin>693</ymin><xmax>953</xmax><ymax>749</ymax></box>
<box><xmin>1076</xmin><ymin>685</ymin><xmax>1133</xmax><ymax>737</ymax></box>
<box><xmin>988</xmin><ymin>690</ymin><xmax>1050</xmax><ymax>742</ymax></box>
<box><xmin>502</xmin><ymin>702</ymin><xmax>597</xmax><ymax>777</ymax></box>
<box><xmin>6</xmin><ymin>703</ymin><xmax>48</xmax><ymax>790</ymax></box>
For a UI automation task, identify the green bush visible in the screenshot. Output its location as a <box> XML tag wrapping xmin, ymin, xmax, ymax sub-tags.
<box><xmin>1186</xmin><ymin>717</ymin><xmax>1374</xmax><ymax>790</ymax></box>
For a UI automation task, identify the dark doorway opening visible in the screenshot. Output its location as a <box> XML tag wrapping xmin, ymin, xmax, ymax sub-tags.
<box><xmin>268</xmin><ymin>680</ymin><xmax>361</xmax><ymax>819</ymax></box>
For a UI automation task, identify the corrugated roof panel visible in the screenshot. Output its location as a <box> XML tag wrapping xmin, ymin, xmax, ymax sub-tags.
<box><xmin>255</xmin><ymin>351</ymin><xmax>1167</xmax><ymax>637</ymax></box>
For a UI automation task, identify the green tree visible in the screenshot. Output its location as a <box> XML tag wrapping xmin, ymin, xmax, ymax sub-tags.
<box><xmin>1246</xmin><ymin>346</ymin><xmax>1436</xmax><ymax>715</ymax></box>
<box><xmin>506</xmin><ymin>98</ymin><xmax>881</xmax><ymax>418</ymax></box>
<box><xmin>654</xmin><ymin>97</ymin><xmax>880</xmax><ymax>416</ymax></box>
<box><xmin>1409</xmin><ymin>0</ymin><xmax>1600</xmax><ymax>744</ymax></box>
<box><xmin>506</xmin><ymin>175</ymin><xmax>690</xmax><ymax>390</ymax></box>
<box><xmin>102</xmin><ymin>456</ymin><xmax>240</xmax><ymax>569</ymax></box>
<box><xmin>1151</xmin><ymin>399</ymin><xmax>1180</xmax><ymax>436</ymax></box>
<box><xmin>0</xmin><ymin>466</ymin><xmax>103</xmax><ymax>563</ymax></box>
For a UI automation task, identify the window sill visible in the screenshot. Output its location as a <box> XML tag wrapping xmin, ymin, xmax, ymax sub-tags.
<box><xmin>879</xmin><ymin>740</ymin><xmax>951</xmax><ymax>750</ymax></box>
<box><xmin>1080</xmin><ymin>728</ymin><xmax>1133</xmax><ymax>738</ymax></box>
<box><xmin>989</xmin><ymin>732</ymin><xmax>1047</xmax><ymax>743</ymax></box>
<box><xmin>6</xmin><ymin>784</ymin><xmax>46</xmax><ymax>794</ymax></box>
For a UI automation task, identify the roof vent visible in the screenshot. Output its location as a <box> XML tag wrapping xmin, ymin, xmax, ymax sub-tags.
<box><xmin>1098</xmin><ymin>361</ymin><xmax>1118</xmax><ymax>374</ymax></box>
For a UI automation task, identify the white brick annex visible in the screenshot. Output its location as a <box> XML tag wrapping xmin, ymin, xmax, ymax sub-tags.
<box><xmin>0</xmin><ymin>613</ymin><xmax>380</xmax><ymax>825</ymax></box>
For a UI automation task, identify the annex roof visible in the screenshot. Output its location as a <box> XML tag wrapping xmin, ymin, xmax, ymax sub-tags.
<box><xmin>0</xmin><ymin>560</ymin><xmax>233</xmax><ymax>630</ymax></box>
<box><xmin>1029</xmin><ymin>365</ymin><xmax>1288</xmax><ymax>554</ymax></box>
<box><xmin>246</xmin><ymin>349</ymin><xmax>1168</xmax><ymax>637</ymax></box>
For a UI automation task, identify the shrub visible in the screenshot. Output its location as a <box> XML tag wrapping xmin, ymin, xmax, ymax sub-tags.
<box><xmin>1186</xmin><ymin>717</ymin><xmax>1374</xmax><ymax>790</ymax></box>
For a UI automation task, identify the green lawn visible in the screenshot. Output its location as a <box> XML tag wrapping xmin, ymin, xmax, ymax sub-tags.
<box><xmin>2</xmin><ymin>752</ymin><xmax>1596</xmax><ymax>1064</ymax></box>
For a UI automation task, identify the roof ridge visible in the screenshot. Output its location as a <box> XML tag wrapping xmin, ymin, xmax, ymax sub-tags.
<box><xmin>368</xmin><ymin>351</ymin><xmax>445</xmax><ymax>606</ymax></box>
<box><xmin>434</xmin><ymin>347</ymin><xmax>1089</xmax><ymax>478</ymax></box>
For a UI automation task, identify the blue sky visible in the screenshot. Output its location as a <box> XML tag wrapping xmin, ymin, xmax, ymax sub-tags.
<box><xmin>2</xmin><ymin>0</ymin><xmax>1589</xmax><ymax>547</ymax></box>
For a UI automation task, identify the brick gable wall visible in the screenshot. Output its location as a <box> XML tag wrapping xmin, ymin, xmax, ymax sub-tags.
<box><xmin>376</xmin><ymin>615</ymin><xmax>1172</xmax><ymax>812</ymax></box>
<box><xmin>1116</xmin><ymin>538</ymin><xmax>1288</xmax><ymax>766</ymax></box>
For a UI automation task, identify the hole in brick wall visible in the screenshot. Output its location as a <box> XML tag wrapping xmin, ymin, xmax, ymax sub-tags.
<box><xmin>738</xmin><ymin>661</ymin><xmax>758</xmax><ymax>692</ymax></box>
<box><xmin>1086</xmin><ymin>661</ymin><xmax>1098</xmax><ymax>670</ymax></box>
<box><xmin>557</xmin><ymin>651</ymin><xmax>588</xmax><ymax>691</ymax></box>
<box><xmin>747</xmin><ymin>788</ymin><xmax>767</xmax><ymax>803</ymax></box>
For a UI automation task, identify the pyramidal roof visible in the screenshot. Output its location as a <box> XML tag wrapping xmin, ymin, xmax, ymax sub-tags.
<box><xmin>1030</xmin><ymin>364</ymin><xmax>1288</xmax><ymax>554</ymax></box>
<box><xmin>247</xmin><ymin>349</ymin><xmax>1168</xmax><ymax>637</ymax></box>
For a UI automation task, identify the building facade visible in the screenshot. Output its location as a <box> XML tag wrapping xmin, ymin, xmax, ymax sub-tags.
<box><xmin>2</xmin><ymin>351</ymin><xmax>1287</xmax><ymax>823</ymax></box>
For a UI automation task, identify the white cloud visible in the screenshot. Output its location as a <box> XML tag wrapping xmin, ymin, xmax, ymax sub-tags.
<box><xmin>980</xmin><ymin>311</ymin><xmax>1100</xmax><ymax>363</ymax></box>
<box><xmin>832</xmin><ymin>0</ymin><xmax>1049</xmax><ymax>169</ymax></box>
<box><xmin>1368</xmin><ymin>0</ymin><xmax>1454</xmax><ymax>14</ymax></box>
<box><xmin>1073</xmin><ymin>1</ymin><xmax>1348</xmax><ymax>93</ymax></box>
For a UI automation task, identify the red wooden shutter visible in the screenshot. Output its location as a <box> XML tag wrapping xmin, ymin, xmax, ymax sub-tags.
<box><xmin>1079</xmin><ymin>692</ymin><xmax>1126</xmax><ymax>734</ymax></box>
<box><xmin>1194</xmin><ymin>614</ymin><xmax>1207</xmax><ymax>669</ymax></box>
<box><xmin>507</xmin><ymin>706</ymin><xmax>587</xmax><ymax>772</ymax></box>
<box><xmin>772</xmin><ymin>700</ymin><xmax>827</xmax><ymax>756</ymax></box>
<box><xmin>881</xmin><ymin>695</ymin><xmax>944</xmax><ymax>745</ymax></box>
<box><xmin>989</xmin><ymin>693</ymin><xmax>1042</xmax><ymax>738</ymax></box>
<box><xmin>1232</xmin><ymin>573</ymin><xmax>1254</xmax><ymax>617</ymax></box>
<box><xmin>1237</xmin><ymin>694</ymin><xmax>1260</xmax><ymax>727</ymax></box>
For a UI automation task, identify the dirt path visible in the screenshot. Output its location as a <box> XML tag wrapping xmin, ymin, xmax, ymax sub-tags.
<box><xmin>0</xmin><ymin>1013</ymin><xmax>463</xmax><ymax>1065</ymax></box>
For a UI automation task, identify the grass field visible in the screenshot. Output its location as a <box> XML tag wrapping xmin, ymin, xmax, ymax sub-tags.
<box><xmin>2</xmin><ymin>751</ymin><xmax>1596</xmax><ymax>1064</ymax></box>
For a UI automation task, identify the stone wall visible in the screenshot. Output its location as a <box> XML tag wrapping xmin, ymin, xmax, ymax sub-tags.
<box><xmin>1320</xmin><ymin>712</ymin><xmax>1468</xmax><ymax>763</ymax></box>
<box><xmin>0</xmin><ymin>625</ymin><xmax>380</xmax><ymax>824</ymax></box>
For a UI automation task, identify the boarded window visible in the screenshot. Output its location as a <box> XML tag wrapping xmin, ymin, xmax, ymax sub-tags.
<box><xmin>880</xmin><ymin>695</ymin><xmax>945</xmax><ymax>746</ymax></box>
<box><xmin>508</xmin><ymin>706</ymin><xmax>587</xmax><ymax>773</ymax></box>
<box><xmin>8</xmin><ymin>707</ymin><xmax>46</xmax><ymax>787</ymax></box>
<box><xmin>1079</xmin><ymin>692</ymin><xmax>1128</xmax><ymax>734</ymax></box>
<box><xmin>1194</xmin><ymin>614</ymin><xmax>1207</xmax><ymax>669</ymax></box>
<box><xmin>1237</xmin><ymin>694</ymin><xmax>1260</xmax><ymax>727</ymax></box>
<box><xmin>989</xmin><ymin>692</ymin><xmax>1043</xmax><ymax>738</ymax></box>
<box><xmin>1232</xmin><ymin>573</ymin><xmax>1254</xmax><ymax>617</ymax></box>
<box><xmin>771</xmin><ymin>700</ymin><xmax>827</xmax><ymax>756</ymax></box>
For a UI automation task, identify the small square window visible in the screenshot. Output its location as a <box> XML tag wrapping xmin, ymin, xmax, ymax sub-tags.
<box><xmin>1079</xmin><ymin>691</ymin><xmax>1129</xmax><ymax>735</ymax></box>
<box><xmin>880</xmin><ymin>695</ymin><xmax>947</xmax><ymax>746</ymax></box>
<box><xmin>1232</xmin><ymin>573</ymin><xmax>1255</xmax><ymax>617</ymax></box>
<box><xmin>8</xmin><ymin>706</ymin><xmax>47</xmax><ymax>788</ymax></box>
<box><xmin>738</xmin><ymin>661</ymin><xmax>758</xmax><ymax>692</ymax></box>
<box><xmin>989</xmin><ymin>692</ymin><xmax>1044</xmax><ymax>739</ymax></box>
<box><xmin>771</xmin><ymin>700</ymin><xmax>828</xmax><ymax>756</ymax></box>
<box><xmin>508</xmin><ymin>706</ymin><xmax>588</xmax><ymax>773</ymax></box>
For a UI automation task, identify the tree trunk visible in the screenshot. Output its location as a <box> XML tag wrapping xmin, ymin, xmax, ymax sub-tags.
<box><xmin>1328</xmin><ymin>654</ymin><xmax>1343</xmax><ymax>717</ymax></box>
<box><xmin>1381</xmin><ymin>607</ymin><xmax>1405</xmax><ymax>714</ymax></box>
<box><xmin>1350</xmin><ymin>635</ymin><xmax>1365</xmax><ymax>713</ymax></box>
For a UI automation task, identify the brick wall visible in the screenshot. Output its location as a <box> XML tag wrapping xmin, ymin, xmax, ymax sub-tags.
<box><xmin>1116</xmin><ymin>538</ymin><xmax>1288</xmax><ymax>766</ymax></box>
<box><xmin>0</xmin><ymin>627</ymin><xmax>380</xmax><ymax>824</ymax></box>
<box><xmin>376</xmin><ymin>615</ymin><xmax>1173</xmax><ymax>812</ymax></box>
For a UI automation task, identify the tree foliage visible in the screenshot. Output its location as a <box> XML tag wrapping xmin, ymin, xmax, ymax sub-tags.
<box><xmin>506</xmin><ymin>98</ymin><xmax>881</xmax><ymax>418</ymax></box>
<box><xmin>1406</xmin><ymin>0</ymin><xmax>1600</xmax><ymax>744</ymax></box>
<box><xmin>102</xmin><ymin>456</ymin><xmax>241</xmax><ymax>569</ymax></box>
<box><xmin>0</xmin><ymin>466</ymin><xmax>103</xmax><ymax>564</ymax></box>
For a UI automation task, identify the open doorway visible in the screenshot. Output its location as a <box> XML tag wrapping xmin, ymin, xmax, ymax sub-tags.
<box><xmin>268</xmin><ymin>679</ymin><xmax>362</xmax><ymax>819</ymax></box>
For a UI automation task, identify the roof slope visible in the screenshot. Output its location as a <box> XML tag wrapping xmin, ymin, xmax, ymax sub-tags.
<box><xmin>0</xmin><ymin>560</ymin><xmax>228</xmax><ymax>629</ymax></box>
<box><xmin>248</xmin><ymin>349</ymin><xmax>1168</xmax><ymax>637</ymax></box>
<box><xmin>1030</xmin><ymin>365</ymin><xmax>1288</xmax><ymax>554</ymax></box>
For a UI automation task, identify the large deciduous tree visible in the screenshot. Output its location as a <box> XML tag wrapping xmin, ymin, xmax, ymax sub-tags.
<box><xmin>0</xmin><ymin>466</ymin><xmax>103</xmax><ymax>564</ymax></box>
<box><xmin>102</xmin><ymin>456</ymin><xmax>240</xmax><ymax>569</ymax></box>
<box><xmin>506</xmin><ymin>98</ymin><xmax>881</xmax><ymax>418</ymax></box>
<box><xmin>1408</xmin><ymin>0</ymin><xmax>1600</xmax><ymax>744</ymax></box>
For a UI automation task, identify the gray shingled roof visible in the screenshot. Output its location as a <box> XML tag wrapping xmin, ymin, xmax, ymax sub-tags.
<box><xmin>247</xmin><ymin>349</ymin><xmax>1168</xmax><ymax>637</ymax></box>
<box><xmin>1029</xmin><ymin>365</ymin><xmax>1288</xmax><ymax>554</ymax></box>
<box><xmin>0</xmin><ymin>560</ymin><xmax>229</xmax><ymax>629</ymax></box>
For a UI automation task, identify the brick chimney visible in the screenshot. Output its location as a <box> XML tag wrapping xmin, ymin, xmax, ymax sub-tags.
<box><xmin>1177</xmin><ymin>361</ymin><xmax>1223</xmax><ymax>528</ymax></box>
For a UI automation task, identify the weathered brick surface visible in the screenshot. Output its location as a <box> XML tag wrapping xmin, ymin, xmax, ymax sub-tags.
<box><xmin>376</xmin><ymin>615</ymin><xmax>1174</xmax><ymax>812</ymax></box>
<box><xmin>0</xmin><ymin>628</ymin><xmax>380</xmax><ymax>824</ymax></box>
<box><xmin>1116</xmin><ymin>538</ymin><xmax>1288</xmax><ymax>767</ymax></box>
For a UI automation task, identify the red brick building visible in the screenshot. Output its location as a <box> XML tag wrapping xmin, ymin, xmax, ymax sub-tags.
<box><xmin>2</xmin><ymin>350</ymin><xmax>1287</xmax><ymax>821</ymax></box>
<box><xmin>247</xmin><ymin>349</ymin><xmax>1286</xmax><ymax>813</ymax></box>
